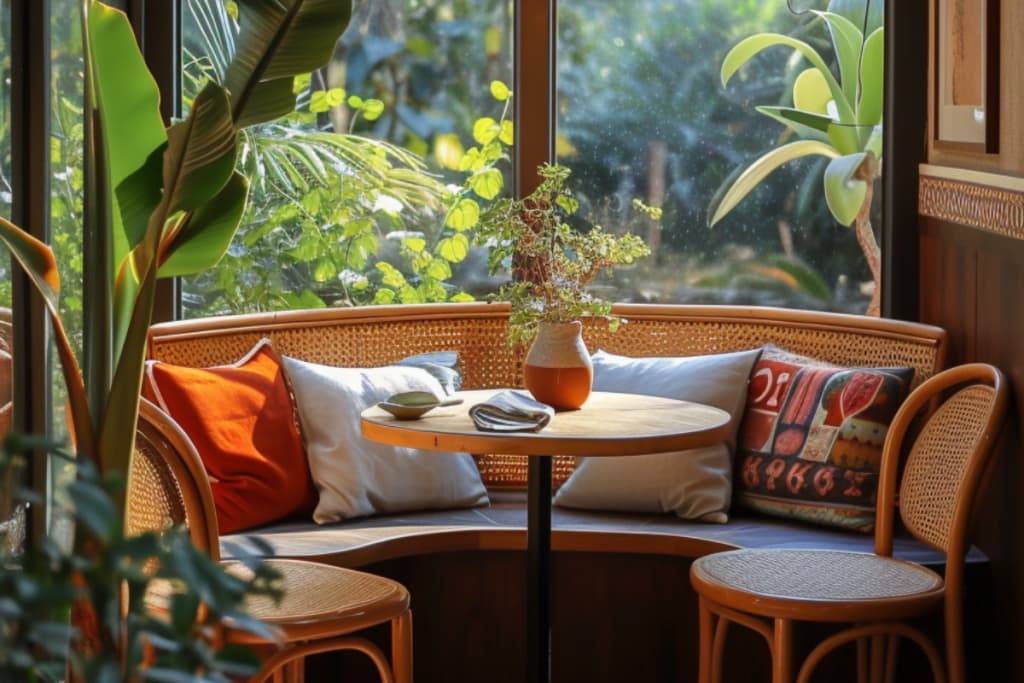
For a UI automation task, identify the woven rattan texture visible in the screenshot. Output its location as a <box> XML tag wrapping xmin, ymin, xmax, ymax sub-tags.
<box><xmin>126</xmin><ymin>441</ymin><xmax>186</xmax><ymax>537</ymax></box>
<box><xmin>900</xmin><ymin>385</ymin><xmax>996</xmax><ymax>552</ymax></box>
<box><xmin>697</xmin><ymin>549</ymin><xmax>942</xmax><ymax>600</ymax></box>
<box><xmin>149</xmin><ymin>309</ymin><xmax>942</xmax><ymax>490</ymax></box>
<box><xmin>228</xmin><ymin>560</ymin><xmax>406</xmax><ymax>622</ymax></box>
<box><xmin>919</xmin><ymin>174</ymin><xmax>1024</xmax><ymax>240</ymax></box>
<box><xmin>581</xmin><ymin>317</ymin><xmax>938</xmax><ymax>388</ymax></box>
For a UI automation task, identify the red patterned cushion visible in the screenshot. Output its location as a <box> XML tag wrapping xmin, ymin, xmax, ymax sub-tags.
<box><xmin>734</xmin><ymin>344</ymin><xmax>913</xmax><ymax>532</ymax></box>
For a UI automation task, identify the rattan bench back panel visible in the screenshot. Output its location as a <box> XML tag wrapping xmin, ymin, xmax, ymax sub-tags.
<box><xmin>148</xmin><ymin>303</ymin><xmax>947</xmax><ymax>490</ymax></box>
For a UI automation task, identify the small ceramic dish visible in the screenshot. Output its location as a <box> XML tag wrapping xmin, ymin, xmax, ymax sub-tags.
<box><xmin>377</xmin><ymin>391</ymin><xmax>464</xmax><ymax>420</ymax></box>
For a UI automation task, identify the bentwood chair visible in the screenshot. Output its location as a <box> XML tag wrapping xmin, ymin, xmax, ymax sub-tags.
<box><xmin>689</xmin><ymin>363</ymin><xmax>1008</xmax><ymax>683</ymax></box>
<box><xmin>129</xmin><ymin>399</ymin><xmax>413</xmax><ymax>683</ymax></box>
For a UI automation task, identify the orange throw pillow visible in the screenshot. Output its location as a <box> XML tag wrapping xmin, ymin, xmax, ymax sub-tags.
<box><xmin>143</xmin><ymin>339</ymin><xmax>317</xmax><ymax>533</ymax></box>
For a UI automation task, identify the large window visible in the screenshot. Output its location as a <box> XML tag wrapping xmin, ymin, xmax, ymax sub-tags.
<box><xmin>179</xmin><ymin>0</ymin><xmax>883</xmax><ymax>319</ymax></box>
<box><xmin>181</xmin><ymin>0</ymin><xmax>513</xmax><ymax>317</ymax></box>
<box><xmin>556</xmin><ymin>1</ymin><xmax>880</xmax><ymax>313</ymax></box>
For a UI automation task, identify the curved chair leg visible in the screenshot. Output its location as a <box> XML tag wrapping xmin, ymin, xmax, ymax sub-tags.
<box><xmin>796</xmin><ymin>623</ymin><xmax>946</xmax><ymax>683</ymax></box>
<box><xmin>884</xmin><ymin>635</ymin><xmax>899</xmax><ymax>683</ymax></box>
<box><xmin>710</xmin><ymin>606</ymin><xmax>728</xmax><ymax>683</ymax></box>
<box><xmin>697</xmin><ymin>597</ymin><xmax>714</xmax><ymax>683</ymax></box>
<box><xmin>392</xmin><ymin>609</ymin><xmax>414</xmax><ymax>683</ymax></box>
<box><xmin>870</xmin><ymin>634</ymin><xmax>886</xmax><ymax>682</ymax></box>
<box><xmin>771</xmin><ymin>618</ymin><xmax>793</xmax><ymax>683</ymax></box>
<box><xmin>700</xmin><ymin>601</ymin><xmax>776</xmax><ymax>683</ymax></box>
<box><xmin>857</xmin><ymin>636</ymin><xmax>869</xmax><ymax>683</ymax></box>
<box><xmin>255</xmin><ymin>636</ymin><xmax>397</xmax><ymax>683</ymax></box>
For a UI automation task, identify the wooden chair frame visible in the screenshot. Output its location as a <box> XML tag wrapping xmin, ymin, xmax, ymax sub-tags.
<box><xmin>690</xmin><ymin>363</ymin><xmax>1008</xmax><ymax>683</ymax></box>
<box><xmin>133</xmin><ymin>399</ymin><xmax>413</xmax><ymax>683</ymax></box>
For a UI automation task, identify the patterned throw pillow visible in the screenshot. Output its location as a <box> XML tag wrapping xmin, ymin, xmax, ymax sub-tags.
<box><xmin>734</xmin><ymin>344</ymin><xmax>914</xmax><ymax>532</ymax></box>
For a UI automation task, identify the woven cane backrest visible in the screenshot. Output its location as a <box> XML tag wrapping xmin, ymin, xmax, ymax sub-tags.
<box><xmin>127</xmin><ymin>400</ymin><xmax>220</xmax><ymax>558</ymax></box>
<box><xmin>148</xmin><ymin>303</ymin><xmax>948</xmax><ymax>490</ymax></box>
<box><xmin>899</xmin><ymin>380</ymin><xmax>1004</xmax><ymax>554</ymax></box>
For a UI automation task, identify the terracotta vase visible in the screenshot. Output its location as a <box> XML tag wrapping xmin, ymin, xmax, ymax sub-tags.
<box><xmin>523</xmin><ymin>320</ymin><xmax>593</xmax><ymax>410</ymax></box>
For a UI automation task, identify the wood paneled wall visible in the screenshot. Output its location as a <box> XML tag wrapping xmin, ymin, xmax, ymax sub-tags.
<box><xmin>918</xmin><ymin>170</ymin><xmax>1024</xmax><ymax>681</ymax></box>
<box><xmin>923</xmin><ymin>0</ymin><xmax>1024</xmax><ymax>677</ymax></box>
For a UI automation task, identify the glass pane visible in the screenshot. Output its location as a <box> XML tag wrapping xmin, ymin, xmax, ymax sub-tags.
<box><xmin>0</xmin><ymin>0</ymin><xmax>18</xmax><ymax>557</ymax></box>
<box><xmin>556</xmin><ymin>0</ymin><xmax>882</xmax><ymax>314</ymax></box>
<box><xmin>180</xmin><ymin>0</ymin><xmax>513</xmax><ymax>317</ymax></box>
<box><xmin>49</xmin><ymin>0</ymin><xmax>83</xmax><ymax>544</ymax></box>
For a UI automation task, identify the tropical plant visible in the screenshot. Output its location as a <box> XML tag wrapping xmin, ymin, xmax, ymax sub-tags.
<box><xmin>475</xmin><ymin>163</ymin><xmax>652</xmax><ymax>346</ymax></box>
<box><xmin>0</xmin><ymin>0</ymin><xmax>355</xmax><ymax>677</ymax></box>
<box><xmin>709</xmin><ymin>0</ymin><xmax>884</xmax><ymax>314</ymax></box>
<box><xmin>0</xmin><ymin>435</ymin><xmax>281</xmax><ymax>682</ymax></box>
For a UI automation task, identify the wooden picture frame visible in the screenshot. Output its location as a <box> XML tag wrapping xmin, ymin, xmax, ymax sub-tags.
<box><xmin>934</xmin><ymin>0</ymin><xmax>999</xmax><ymax>153</ymax></box>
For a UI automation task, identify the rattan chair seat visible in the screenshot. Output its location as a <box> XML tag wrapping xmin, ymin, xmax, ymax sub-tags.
<box><xmin>692</xmin><ymin>548</ymin><xmax>944</xmax><ymax>622</ymax></box>
<box><xmin>689</xmin><ymin>364</ymin><xmax>1008</xmax><ymax>683</ymax></box>
<box><xmin>222</xmin><ymin>559</ymin><xmax>410</xmax><ymax>643</ymax></box>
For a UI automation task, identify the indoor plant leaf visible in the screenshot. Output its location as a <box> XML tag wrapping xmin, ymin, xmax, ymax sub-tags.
<box><xmin>160</xmin><ymin>81</ymin><xmax>238</xmax><ymax>215</ymax></box>
<box><xmin>823</xmin><ymin>152</ymin><xmax>869</xmax><ymax>226</ymax></box>
<box><xmin>158</xmin><ymin>172</ymin><xmax>249</xmax><ymax>278</ymax></box>
<box><xmin>225</xmin><ymin>0</ymin><xmax>354</xmax><ymax>127</ymax></box>
<box><xmin>0</xmin><ymin>219</ymin><xmax>94</xmax><ymax>453</ymax></box>
<box><xmin>86</xmin><ymin>0</ymin><xmax>167</xmax><ymax>258</ymax></box>
<box><xmin>709</xmin><ymin>141</ymin><xmax>840</xmax><ymax>226</ymax></box>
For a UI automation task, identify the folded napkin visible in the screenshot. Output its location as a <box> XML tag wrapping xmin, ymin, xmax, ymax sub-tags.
<box><xmin>468</xmin><ymin>390</ymin><xmax>555</xmax><ymax>433</ymax></box>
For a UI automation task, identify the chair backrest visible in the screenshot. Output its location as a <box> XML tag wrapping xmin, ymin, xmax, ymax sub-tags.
<box><xmin>875</xmin><ymin>363</ymin><xmax>1008</xmax><ymax>560</ymax></box>
<box><xmin>127</xmin><ymin>399</ymin><xmax>221</xmax><ymax>560</ymax></box>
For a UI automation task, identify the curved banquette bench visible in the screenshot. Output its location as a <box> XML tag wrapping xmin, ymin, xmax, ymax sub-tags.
<box><xmin>134</xmin><ymin>302</ymin><xmax>975</xmax><ymax>682</ymax></box>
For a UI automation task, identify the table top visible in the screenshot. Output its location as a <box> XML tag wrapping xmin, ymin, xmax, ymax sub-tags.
<box><xmin>361</xmin><ymin>389</ymin><xmax>732</xmax><ymax>457</ymax></box>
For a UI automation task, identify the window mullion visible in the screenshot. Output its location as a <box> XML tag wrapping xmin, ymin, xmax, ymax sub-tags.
<box><xmin>514</xmin><ymin>0</ymin><xmax>555</xmax><ymax>198</ymax></box>
<box><xmin>10</xmin><ymin>0</ymin><xmax>52</xmax><ymax>538</ymax></box>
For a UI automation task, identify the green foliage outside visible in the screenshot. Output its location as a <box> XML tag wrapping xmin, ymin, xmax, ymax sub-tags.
<box><xmin>556</xmin><ymin>0</ymin><xmax>857</xmax><ymax>308</ymax></box>
<box><xmin>181</xmin><ymin>0</ymin><xmax>497</xmax><ymax>315</ymax></box>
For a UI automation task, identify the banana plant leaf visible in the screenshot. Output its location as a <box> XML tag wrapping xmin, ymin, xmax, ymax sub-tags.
<box><xmin>226</xmin><ymin>0</ymin><xmax>354</xmax><ymax>127</ymax></box>
<box><xmin>0</xmin><ymin>218</ymin><xmax>95</xmax><ymax>456</ymax></box>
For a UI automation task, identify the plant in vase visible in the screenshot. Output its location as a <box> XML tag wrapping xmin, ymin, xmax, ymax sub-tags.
<box><xmin>474</xmin><ymin>163</ymin><xmax>651</xmax><ymax>409</ymax></box>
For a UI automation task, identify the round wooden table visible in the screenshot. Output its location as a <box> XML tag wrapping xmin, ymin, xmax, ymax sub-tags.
<box><xmin>361</xmin><ymin>389</ymin><xmax>732</xmax><ymax>683</ymax></box>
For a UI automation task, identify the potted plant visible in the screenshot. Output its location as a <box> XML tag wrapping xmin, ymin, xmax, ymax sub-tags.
<box><xmin>474</xmin><ymin>163</ymin><xmax>651</xmax><ymax>409</ymax></box>
<box><xmin>0</xmin><ymin>0</ymin><xmax>354</xmax><ymax>678</ymax></box>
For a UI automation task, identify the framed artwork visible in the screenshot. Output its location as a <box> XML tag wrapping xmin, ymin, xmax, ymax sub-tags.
<box><xmin>934</xmin><ymin>0</ymin><xmax>999</xmax><ymax>152</ymax></box>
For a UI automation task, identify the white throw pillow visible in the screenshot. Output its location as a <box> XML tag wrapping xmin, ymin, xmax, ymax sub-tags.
<box><xmin>552</xmin><ymin>347</ymin><xmax>762</xmax><ymax>522</ymax></box>
<box><xmin>281</xmin><ymin>356</ymin><xmax>489</xmax><ymax>524</ymax></box>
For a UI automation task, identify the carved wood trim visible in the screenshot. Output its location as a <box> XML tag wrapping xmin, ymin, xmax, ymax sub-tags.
<box><xmin>919</xmin><ymin>174</ymin><xmax>1024</xmax><ymax>240</ymax></box>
